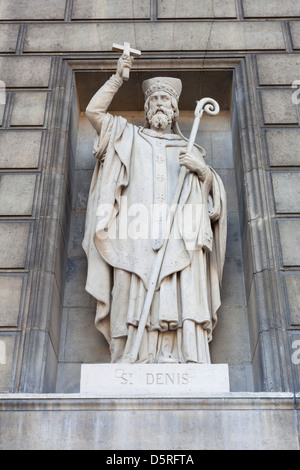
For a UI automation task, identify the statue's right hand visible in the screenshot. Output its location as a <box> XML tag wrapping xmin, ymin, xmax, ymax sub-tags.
<box><xmin>116</xmin><ymin>54</ymin><xmax>134</xmax><ymax>80</ymax></box>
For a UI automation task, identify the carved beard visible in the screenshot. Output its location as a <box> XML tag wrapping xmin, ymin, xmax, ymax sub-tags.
<box><xmin>147</xmin><ymin>107</ymin><xmax>174</xmax><ymax>130</ymax></box>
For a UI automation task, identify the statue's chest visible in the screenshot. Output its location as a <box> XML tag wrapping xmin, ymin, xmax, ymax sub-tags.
<box><xmin>129</xmin><ymin>132</ymin><xmax>186</xmax><ymax>206</ymax></box>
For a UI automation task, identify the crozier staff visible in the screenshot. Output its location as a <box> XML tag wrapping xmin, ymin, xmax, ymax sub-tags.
<box><xmin>82</xmin><ymin>51</ymin><xmax>227</xmax><ymax>364</ymax></box>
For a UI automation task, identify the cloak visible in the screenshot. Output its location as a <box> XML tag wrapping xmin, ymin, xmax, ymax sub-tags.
<box><xmin>82</xmin><ymin>113</ymin><xmax>227</xmax><ymax>361</ymax></box>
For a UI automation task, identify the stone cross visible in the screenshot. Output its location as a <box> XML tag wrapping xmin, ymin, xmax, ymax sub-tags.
<box><xmin>112</xmin><ymin>42</ymin><xmax>141</xmax><ymax>81</ymax></box>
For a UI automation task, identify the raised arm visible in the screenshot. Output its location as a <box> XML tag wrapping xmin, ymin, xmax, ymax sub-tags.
<box><xmin>86</xmin><ymin>54</ymin><xmax>133</xmax><ymax>134</ymax></box>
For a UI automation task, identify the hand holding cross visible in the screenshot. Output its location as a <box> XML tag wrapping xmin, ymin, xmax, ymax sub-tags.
<box><xmin>112</xmin><ymin>42</ymin><xmax>141</xmax><ymax>81</ymax></box>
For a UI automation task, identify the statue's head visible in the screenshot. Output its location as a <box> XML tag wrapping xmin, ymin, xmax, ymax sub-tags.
<box><xmin>142</xmin><ymin>77</ymin><xmax>182</xmax><ymax>131</ymax></box>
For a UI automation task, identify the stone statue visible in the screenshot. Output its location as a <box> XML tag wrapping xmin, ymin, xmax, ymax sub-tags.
<box><xmin>82</xmin><ymin>52</ymin><xmax>227</xmax><ymax>364</ymax></box>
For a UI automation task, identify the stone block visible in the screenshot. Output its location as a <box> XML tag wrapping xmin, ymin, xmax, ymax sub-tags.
<box><xmin>0</xmin><ymin>103</ymin><xmax>4</xmax><ymax>127</ymax></box>
<box><xmin>49</xmin><ymin>277</ymin><xmax>62</xmax><ymax>357</ymax></box>
<box><xmin>59</xmin><ymin>307</ymin><xmax>109</xmax><ymax>363</ymax></box>
<box><xmin>0</xmin><ymin>0</ymin><xmax>66</xmax><ymax>19</ymax></box>
<box><xmin>0</xmin><ymin>335</ymin><xmax>16</xmax><ymax>392</ymax></box>
<box><xmin>228</xmin><ymin>364</ymin><xmax>254</xmax><ymax>392</ymax></box>
<box><xmin>278</xmin><ymin>220</ymin><xmax>300</xmax><ymax>266</ymax></box>
<box><xmin>19</xmin><ymin>329</ymin><xmax>54</xmax><ymax>393</ymax></box>
<box><xmin>72</xmin><ymin>169</ymin><xmax>93</xmax><ymax>210</ymax></box>
<box><xmin>251</xmin><ymin>339</ymin><xmax>264</xmax><ymax>391</ymax></box>
<box><xmin>290</xmin><ymin>21</ymin><xmax>300</xmax><ymax>50</ymax></box>
<box><xmin>0</xmin><ymin>222</ymin><xmax>30</xmax><ymax>268</ymax></box>
<box><xmin>0</xmin><ymin>24</ymin><xmax>19</xmax><ymax>53</ymax></box>
<box><xmin>211</xmin><ymin>130</ymin><xmax>234</xmax><ymax>169</ymax></box>
<box><xmin>68</xmin><ymin>211</ymin><xmax>86</xmax><ymax>257</ymax></box>
<box><xmin>241</xmin><ymin>223</ymin><xmax>254</xmax><ymax>300</ymax></box>
<box><xmin>0</xmin><ymin>276</ymin><xmax>23</xmax><ymax>327</ymax></box>
<box><xmin>257</xmin><ymin>54</ymin><xmax>300</xmax><ymax>85</ymax></box>
<box><xmin>11</xmin><ymin>93</ymin><xmax>47</xmax><ymax>127</ymax></box>
<box><xmin>24</xmin><ymin>23</ymin><xmax>137</xmax><ymax>53</ymax></box>
<box><xmin>215</xmin><ymin>169</ymin><xmax>238</xmax><ymax>211</ymax></box>
<box><xmin>54</xmin><ymin>222</ymin><xmax>68</xmax><ymax>297</ymax></box>
<box><xmin>226</xmin><ymin>211</ymin><xmax>242</xmax><ymax>257</ymax></box>
<box><xmin>157</xmin><ymin>0</ymin><xmax>237</xmax><ymax>18</ymax></box>
<box><xmin>246</xmin><ymin>278</ymin><xmax>260</xmax><ymax>357</ymax></box>
<box><xmin>272</xmin><ymin>172</ymin><xmax>300</xmax><ymax>213</ymax></box>
<box><xmin>63</xmin><ymin>257</ymin><xmax>96</xmax><ymax>308</ymax></box>
<box><xmin>44</xmin><ymin>334</ymin><xmax>58</xmax><ymax>393</ymax></box>
<box><xmin>198</xmin><ymin>129</ymin><xmax>233</xmax><ymax>170</ymax></box>
<box><xmin>0</xmin><ymin>57</ymin><xmax>51</xmax><ymax>88</ymax></box>
<box><xmin>72</xmin><ymin>0</ymin><xmax>150</xmax><ymax>19</ymax></box>
<box><xmin>56</xmin><ymin>362</ymin><xmax>81</xmax><ymax>393</ymax></box>
<box><xmin>221</xmin><ymin>257</ymin><xmax>246</xmax><ymax>307</ymax></box>
<box><xmin>266</xmin><ymin>129</ymin><xmax>300</xmax><ymax>167</ymax></box>
<box><xmin>243</xmin><ymin>0</ymin><xmax>300</xmax><ymax>17</ymax></box>
<box><xmin>260</xmin><ymin>90</ymin><xmax>298</xmax><ymax>125</ymax></box>
<box><xmin>80</xmin><ymin>363</ymin><xmax>230</xmax><ymax>395</ymax></box>
<box><xmin>210</xmin><ymin>306</ymin><xmax>251</xmax><ymax>364</ymax></box>
<box><xmin>0</xmin><ymin>174</ymin><xmax>36</xmax><ymax>216</ymax></box>
<box><xmin>0</xmin><ymin>393</ymin><xmax>298</xmax><ymax>450</ymax></box>
<box><xmin>24</xmin><ymin>22</ymin><xmax>285</xmax><ymax>53</ymax></box>
<box><xmin>284</xmin><ymin>273</ymin><xmax>300</xmax><ymax>325</ymax></box>
<box><xmin>207</xmin><ymin>22</ymin><xmax>285</xmax><ymax>51</ymax></box>
<box><xmin>0</xmin><ymin>131</ymin><xmax>42</xmax><ymax>168</ymax></box>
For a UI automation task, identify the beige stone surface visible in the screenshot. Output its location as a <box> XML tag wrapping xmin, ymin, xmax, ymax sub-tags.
<box><xmin>24</xmin><ymin>22</ymin><xmax>285</xmax><ymax>52</ymax></box>
<box><xmin>0</xmin><ymin>276</ymin><xmax>23</xmax><ymax>327</ymax></box>
<box><xmin>272</xmin><ymin>173</ymin><xmax>300</xmax><ymax>213</ymax></box>
<box><xmin>80</xmin><ymin>364</ymin><xmax>230</xmax><ymax>395</ymax></box>
<box><xmin>72</xmin><ymin>0</ymin><xmax>150</xmax><ymax>19</ymax></box>
<box><xmin>0</xmin><ymin>222</ymin><xmax>30</xmax><ymax>268</ymax></box>
<box><xmin>0</xmin><ymin>174</ymin><xmax>36</xmax><ymax>216</ymax></box>
<box><xmin>63</xmin><ymin>258</ymin><xmax>96</xmax><ymax>308</ymax></box>
<box><xmin>11</xmin><ymin>93</ymin><xmax>47</xmax><ymax>127</ymax></box>
<box><xmin>59</xmin><ymin>307</ymin><xmax>107</xmax><ymax>363</ymax></box>
<box><xmin>0</xmin><ymin>57</ymin><xmax>51</xmax><ymax>88</ymax></box>
<box><xmin>0</xmin><ymin>393</ymin><xmax>298</xmax><ymax>449</ymax></box>
<box><xmin>257</xmin><ymin>54</ymin><xmax>300</xmax><ymax>85</ymax></box>
<box><xmin>284</xmin><ymin>274</ymin><xmax>300</xmax><ymax>325</ymax></box>
<box><xmin>0</xmin><ymin>104</ymin><xmax>4</xmax><ymax>127</ymax></box>
<box><xmin>278</xmin><ymin>220</ymin><xmax>300</xmax><ymax>266</ymax></box>
<box><xmin>0</xmin><ymin>0</ymin><xmax>66</xmax><ymax>19</ymax></box>
<box><xmin>291</xmin><ymin>22</ymin><xmax>300</xmax><ymax>50</ymax></box>
<box><xmin>266</xmin><ymin>130</ymin><xmax>300</xmax><ymax>166</ymax></box>
<box><xmin>0</xmin><ymin>131</ymin><xmax>42</xmax><ymax>168</ymax></box>
<box><xmin>0</xmin><ymin>24</ymin><xmax>19</xmax><ymax>52</ymax></box>
<box><xmin>261</xmin><ymin>90</ymin><xmax>298</xmax><ymax>124</ymax></box>
<box><xmin>157</xmin><ymin>0</ymin><xmax>236</xmax><ymax>18</ymax></box>
<box><xmin>207</xmin><ymin>22</ymin><xmax>285</xmax><ymax>50</ymax></box>
<box><xmin>243</xmin><ymin>0</ymin><xmax>300</xmax><ymax>17</ymax></box>
<box><xmin>210</xmin><ymin>306</ymin><xmax>251</xmax><ymax>364</ymax></box>
<box><xmin>0</xmin><ymin>336</ymin><xmax>16</xmax><ymax>391</ymax></box>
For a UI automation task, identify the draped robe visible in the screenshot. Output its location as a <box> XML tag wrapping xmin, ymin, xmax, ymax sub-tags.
<box><xmin>83</xmin><ymin>83</ymin><xmax>227</xmax><ymax>364</ymax></box>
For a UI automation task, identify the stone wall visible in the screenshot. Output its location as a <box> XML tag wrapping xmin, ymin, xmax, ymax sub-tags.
<box><xmin>0</xmin><ymin>0</ymin><xmax>300</xmax><ymax>448</ymax></box>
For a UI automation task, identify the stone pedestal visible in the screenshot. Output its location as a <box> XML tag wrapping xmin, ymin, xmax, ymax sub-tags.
<box><xmin>80</xmin><ymin>363</ymin><xmax>230</xmax><ymax>396</ymax></box>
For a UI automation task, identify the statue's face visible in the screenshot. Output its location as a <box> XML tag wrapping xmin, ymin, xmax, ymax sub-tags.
<box><xmin>146</xmin><ymin>91</ymin><xmax>174</xmax><ymax>130</ymax></box>
<box><xmin>148</xmin><ymin>91</ymin><xmax>173</xmax><ymax>111</ymax></box>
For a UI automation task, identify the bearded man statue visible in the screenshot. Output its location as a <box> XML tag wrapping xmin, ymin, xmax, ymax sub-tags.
<box><xmin>82</xmin><ymin>53</ymin><xmax>227</xmax><ymax>364</ymax></box>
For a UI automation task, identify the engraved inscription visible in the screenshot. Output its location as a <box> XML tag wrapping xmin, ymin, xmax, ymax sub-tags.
<box><xmin>114</xmin><ymin>367</ymin><xmax>195</xmax><ymax>386</ymax></box>
<box><xmin>146</xmin><ymin>372</ymin><xmax>190</xmax><ymax>385</ymax></box>
<box><xmin>80</xmin><ymin>364</ymin><xmax>230</xmax><ymax>394</ymax></box>
<box><xmin>115</xmin><ymin>368</ymin><xmax>134</xmax><ymax>385</ymax></box>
